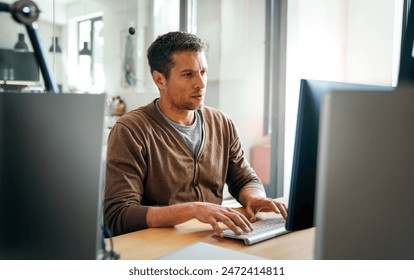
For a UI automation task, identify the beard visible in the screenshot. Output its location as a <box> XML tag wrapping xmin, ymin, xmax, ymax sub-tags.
<box><xmin>167</xmin><ymin>88</ymin><xmax>205</xmax><ymax>111</ymax></box>
<box><xmin>172</xmin><ymin>99</ymin><xmax>203</xmax><ymax>111</ymax></box>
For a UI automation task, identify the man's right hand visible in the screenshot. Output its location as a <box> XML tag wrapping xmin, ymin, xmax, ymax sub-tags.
<box><xmin>147</xmin><ymin>202</ymin><xmax>253</xmax><ymax>237</ymax></box>
<box><xmin>192</xmin><ymin>202</ymin><xmax>254</xmax><ymax>237</ymax></box>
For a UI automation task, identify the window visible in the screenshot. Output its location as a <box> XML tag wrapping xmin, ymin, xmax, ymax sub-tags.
<box><xmin>76</xmin><ymin>16</ymin><xmax>104</xmax><ymax>93</ymax></box>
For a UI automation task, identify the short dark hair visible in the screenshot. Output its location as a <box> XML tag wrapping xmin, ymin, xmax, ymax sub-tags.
<box><xmin>147</xmin><ymin>31</ymin><xmax>208</xmax><ymax>79</ymax></box>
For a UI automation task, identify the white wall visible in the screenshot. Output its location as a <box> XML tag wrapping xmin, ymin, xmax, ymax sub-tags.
<box><xmin>219</xmin><ymin>0</ymin><xmax>269</xmax><ymax>160</ymax></box>
<box><xmin>346</xmin><ymin>0</ymin><xmax>403</xmax><ymax>86</ymax></box>
<box><xmin>114</xmin><ymin>0</ymin><xmax>185</xmax><ymax>111</ymax></box>
<box><xmin>196</xmin><ymin>0</ymin><xmax>221</xmax><ymax>109</ymax></box>
<box><xmin>285</xmin><ymin>0</ymin><xmax>348</xmax><ymax>195</ymax></box>
<box><xmin>284</xmin><ymin>0</ymin><xmax>403</xmax><ymax>194</ymax></box>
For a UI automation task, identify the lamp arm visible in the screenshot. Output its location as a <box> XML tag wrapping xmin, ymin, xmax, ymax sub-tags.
<box><xmin>25</xmin><ymin>23</ymin><xmax>59</xmax><ymax>93</ymax></box>
<box><xmin>0</xmin><ymin>1</ymin><xmax>59</xmax><ymax>93</ymax></box>
<box><xmin>0</xmin><ymin>3</ymin><xmax>10</xmax><ymax>12</ymax></box>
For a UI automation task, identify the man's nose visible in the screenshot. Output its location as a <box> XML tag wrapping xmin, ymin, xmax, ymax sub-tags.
<box><xmin>194</xmin><ymin>72</ymin><xmax>207</xmax><ymax>90</ymax></box>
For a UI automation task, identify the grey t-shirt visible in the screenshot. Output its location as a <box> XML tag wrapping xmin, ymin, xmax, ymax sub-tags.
<box><xmin>156</xmin><ymin>101</ymin><xmax>203</xmax><ymax>156</ymax></box>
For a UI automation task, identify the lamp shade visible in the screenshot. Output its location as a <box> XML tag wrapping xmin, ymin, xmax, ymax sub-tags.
<box><xmin>79</xmin><ymin>41</ymin><xmax>91</xmax><ymax>55</ymax></box>
<box><xmin>14</xmin><ymin>33</ymin><xmax>28</xmax><ymax>51</ymax></box>
<box><xmin>49</xmin><ymin>36</ymin><xmax>62</xmax><ymax>53</ymax></box>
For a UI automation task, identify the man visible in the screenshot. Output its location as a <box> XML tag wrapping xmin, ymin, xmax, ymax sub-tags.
<box><xmin>104</xmin><ymin>31</ymin><xmax>287</xmax><ymax>237</ymax></box>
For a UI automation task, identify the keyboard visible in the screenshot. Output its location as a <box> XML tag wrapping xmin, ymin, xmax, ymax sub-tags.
<box><xmin>222</xmin><ymin>217</ymin><xmax>289</xmax><ymax>245</ymax></box>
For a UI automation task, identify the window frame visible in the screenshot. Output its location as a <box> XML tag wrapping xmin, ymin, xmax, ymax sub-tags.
<box><xmin>265</xmin><ymin>0</ymin><xmax>288</xmax><ymax>198</ymax></box>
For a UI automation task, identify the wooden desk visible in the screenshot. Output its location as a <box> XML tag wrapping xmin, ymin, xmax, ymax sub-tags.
<box><xmin>109</xmin><ymin>212</ymin><xmax>315</xmax><ymax>260</ymax></box>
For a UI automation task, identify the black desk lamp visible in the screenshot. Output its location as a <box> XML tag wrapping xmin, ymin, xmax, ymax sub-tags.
<box><xmin>0</xmin><ymin>0</ymin><xmax>59</xmax><ymax>93</ymax></box>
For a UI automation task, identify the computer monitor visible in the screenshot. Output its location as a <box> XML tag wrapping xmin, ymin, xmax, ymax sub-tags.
<box><xmin>0</xmin><ymin>92</ymin><xmax>106</xmax><ymax>259</ymax></box>
<box><xmin>285</xmin><ymin>79</ymin><xmax>394</xmax><ymax>231</ymax></box>
<box><xmin>398</xmin><ymin>1</ymin><xmax>414</xmax><ymax>82</ymax></box>
<box><xmin>315</xmin><ymin>88</ymin><xmax>414</xmax><ymax>259</ymax></box>
<box><xmin>0</xmin><ymin>49</ymin><xmax>40</xmax><ymax>90</ymax></box>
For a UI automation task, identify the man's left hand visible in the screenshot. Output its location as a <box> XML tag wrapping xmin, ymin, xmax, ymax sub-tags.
<box><xmin>244</xmin><ymin>196</ymin><xmax>288</xmax><ymax>222</ymax></box>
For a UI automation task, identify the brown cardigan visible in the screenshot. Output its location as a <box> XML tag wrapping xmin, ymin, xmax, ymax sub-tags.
<box><xmin>104</xmin><ymin>99</ymin><xmax>263</xmax><ymax>235</ymax></box>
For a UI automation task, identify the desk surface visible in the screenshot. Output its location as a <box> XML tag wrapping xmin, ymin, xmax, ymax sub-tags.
<box><xmin>109</xmin><ymin>212</ymin><xmax>315</xmax><ymax>260</ymax></box>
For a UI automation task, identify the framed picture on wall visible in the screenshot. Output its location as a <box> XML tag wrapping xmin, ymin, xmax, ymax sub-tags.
<box><xmin>120</xmin><ymin>28</ymin><xmax>137</xmax><ymax>89</ymax></box>
<box><xmin>120</xmin><ymin>27</ymin><xmax>147</xmax><ymax>90</ymax></box>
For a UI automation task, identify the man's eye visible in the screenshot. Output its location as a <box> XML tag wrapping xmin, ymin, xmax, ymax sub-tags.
<box><xmin>183</xmin><ymin>72</ymin><xmax>192</xmax><ymax>77</ymax></box>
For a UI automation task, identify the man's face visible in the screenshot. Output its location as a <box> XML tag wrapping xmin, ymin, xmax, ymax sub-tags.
<box><xmin>162</xmin><ymin>51</ymin><xmax>208</xmax><ymax>111</ymax></box>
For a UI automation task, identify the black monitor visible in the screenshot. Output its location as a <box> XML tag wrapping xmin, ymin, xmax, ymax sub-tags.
<box><xmin>399</xmin><ymin>1</ymin><xmax>414</xmax><ymax>82</ymax></box>
<box><xmin>0</xmin><ymin>49</ymin><xmax>40</xmax><ymax>87</ymax></box>
<box><xmin>0</xmin><ymin>92</ymin><xmax>106</xmax><ymax>259</ymax></box>
<box><xmin>285</xmin><ymin>79</ymin><xmax>394</xmax><ymax>231</ymax></box>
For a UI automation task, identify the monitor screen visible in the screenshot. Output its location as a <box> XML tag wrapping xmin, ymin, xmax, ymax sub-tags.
<box><xmin>0</xmin><ymin>49</ymin><xmax>39</xmax><ymax>82</ymax></box>
<box><xmin>285</xmin><ymin>79</ymin><xmax>394</xmax><ymax>231</ymax></box>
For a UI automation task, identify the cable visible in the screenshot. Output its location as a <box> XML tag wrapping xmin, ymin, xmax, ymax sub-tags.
<box><xmin>101</xmin><ymin>225</ymin><xmax>120</xmax><ymax>260</ymax></box>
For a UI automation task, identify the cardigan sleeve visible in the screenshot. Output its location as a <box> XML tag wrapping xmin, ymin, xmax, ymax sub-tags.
<box><xmin>104</xmin><ymin>121</ymin><xmax>150</xmax><ymax>236</ymax></box>
<box><xmin>224</xmin><ymin>119</ymin><xmax>265</xmax><ymax>200</ymax></box>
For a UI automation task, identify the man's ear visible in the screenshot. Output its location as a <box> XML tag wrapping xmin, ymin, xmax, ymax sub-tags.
<box><xmin>152</xmin><ymin>70</ymin><xmax>167</xmax><ymax>90</ymax></box>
